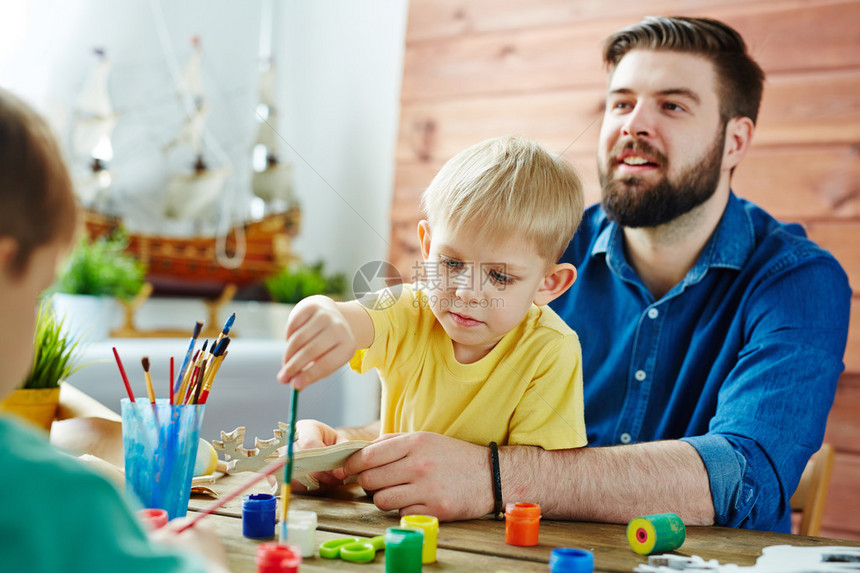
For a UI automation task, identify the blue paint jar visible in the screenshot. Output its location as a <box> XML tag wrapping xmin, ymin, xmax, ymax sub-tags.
<box><xmin>242</xmin><ymin>493</ymin><xmax>276</xmax><ymax>539</ymax></box>
<box><xmin>549</xmin><ymin>547</ymin><xmax>594</xmax><ymax>572</ymax></box>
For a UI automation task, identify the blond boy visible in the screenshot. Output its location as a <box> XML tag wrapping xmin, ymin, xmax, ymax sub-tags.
<box><xmin>279</xmin><ymin>135</ymin><xmax>587</xmax><ymax>452</ymax></box>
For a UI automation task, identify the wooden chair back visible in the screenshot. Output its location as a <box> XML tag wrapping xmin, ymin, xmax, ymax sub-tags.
<box><xmin>790</xmin><ymin>443</ymin><xmax>835</xmax><ymax>536</ymax></box>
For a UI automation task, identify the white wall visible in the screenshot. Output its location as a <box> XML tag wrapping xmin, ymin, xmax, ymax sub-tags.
<box><xmin>1</xmin><ymin>0</ymin><xmax>407</xmax><ymax>432</ymax></box>
<box><xmin>0</xmin><ymin>0</ymin><xmax>408</xmax><ymax>280</ymax></box>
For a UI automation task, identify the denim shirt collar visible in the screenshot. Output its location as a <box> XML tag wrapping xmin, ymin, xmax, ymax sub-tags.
<box><xmin>592</xmin><ymin>192</ymin><xmax>755</xmax><ymax>296</ymax></box>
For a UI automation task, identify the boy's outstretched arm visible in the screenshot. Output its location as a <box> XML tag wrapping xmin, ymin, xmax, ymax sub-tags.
<box><xmin>277</xmin><ymin>295</ymin><xmax>374</xmax><ymax>390</ymax></box>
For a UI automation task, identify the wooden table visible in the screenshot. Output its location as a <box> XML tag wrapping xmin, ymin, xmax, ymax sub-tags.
<box><xmin>188</xmin><ymin>473</ymin><xmax>860</xmax><ymax>572</ymax></box>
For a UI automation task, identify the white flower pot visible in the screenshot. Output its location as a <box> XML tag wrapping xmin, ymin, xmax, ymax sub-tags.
<box><xmin>51</xmin><ymin>294</ymin><xmax>117</xmax><ymax>342</ymax></box>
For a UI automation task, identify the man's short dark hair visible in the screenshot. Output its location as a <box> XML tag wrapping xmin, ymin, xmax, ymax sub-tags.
<box><xmin>603</xmin><ymin>16</ymin><xmax>765</xmax><ymax>124</ymax></box>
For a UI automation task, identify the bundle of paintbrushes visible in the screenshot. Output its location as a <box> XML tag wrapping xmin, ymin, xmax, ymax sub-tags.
<box><xmin>171</xmin><ymin>313</ymin><xmax>234</xmax><ymax>405</ymax></box>
<box><xmin>111</xmin><ymin>313</ymin><xmax>235</xmax><ymax>406</ymax></box>
<box><xmin>112</xmin><ymin>314</ymin><xmax>236</xmax><ymax>519</ymax></box>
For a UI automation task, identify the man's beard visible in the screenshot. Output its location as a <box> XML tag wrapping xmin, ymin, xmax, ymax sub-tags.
<box><xmin>598</xmin><ymin>130</ymin><xmax>725</xmax><ymax>228</ymax></box>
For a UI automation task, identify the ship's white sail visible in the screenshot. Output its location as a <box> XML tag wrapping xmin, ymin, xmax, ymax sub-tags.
<box><xmin>165</xmin><ymin>38</ymin><xmax>208</xmax><ymax>154</ymax></box>
<box><xmin>251</xmin><ymin>64</ymin><xmax>294</xmax><ymax>206</ymax></box>
<box><xmin>163</xmin><ymin>166</ymin><xmax>231</xmax><ymax>220</ymax></box>
<box><xmin>72</xmin><ymin>49</ymin><xmax>116</xmax><ymax>207</ymax></box>
<box><xmin>163</xmin><ymin>38</ymin><xmax>228</xmax><ymax>221</ymax></box>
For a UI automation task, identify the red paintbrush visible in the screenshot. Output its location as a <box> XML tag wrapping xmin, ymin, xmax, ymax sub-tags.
<box><xmin>169</xmin><ymin>356</ymin><xmax>175</xmax><ymax>405</ymax></box>
<box><xmin>112</xmin><ymin>347</ymin><xmax>135</xmax><ymax>402</ymax></box>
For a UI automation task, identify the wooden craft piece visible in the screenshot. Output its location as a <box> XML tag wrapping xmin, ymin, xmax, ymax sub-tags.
<box><xmin>212</xmin><ymin>423</ymin><xmax>288</xmax><ymax>474</ymax></box>
<box><xmin>290</xmin><ymin>440</ymin><xmax>370</xmax><ymax>491</ymax></box>
<box><xmin>212</xmin><ymin>424</ymin><xmax>369</xmax><ymax>490</ymax></box>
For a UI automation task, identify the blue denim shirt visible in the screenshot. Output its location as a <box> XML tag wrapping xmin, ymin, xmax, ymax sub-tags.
<box><xmin>550</xmin><ymin>193</ymin><xmax>851</xmax><ymax>532</ymax></box>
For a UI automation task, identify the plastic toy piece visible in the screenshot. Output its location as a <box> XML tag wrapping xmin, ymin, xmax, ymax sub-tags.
<box><xmin>401</xmin><ymin>514</ymin><xmax>438</xmax><ymax>564</ymax></box>
<box><xmin>627</xmin><ymin>513</ymin><xmax>685</xmax><ymax>555</ymax></box>
<box><xmin>243</xmin><ymin>493</ymin><xmax>277</xmax><ymax>539</ymax></box>
<box><xmin>319</xmin><ymin>536</ymin><xmax>385</xmax><ymax>563</ymax></box>
<box><xmin>505</xmin><ymin>502</ymin><xmax>541</xmax><ymax>546</ymax></box>
<box><xmin>256</xmin><ymin>542</ymin><xmax>301</xmax><ymax>573</ymax></box>
<box><xmin>319</xmin><ymin>538</ymin><xmax>362</xmax><ymax>559</ymax></box>
<box><xmin>281</xmin><ymin>510</ymin><xmax>317</xmax><ymax>557</ymax></box>
<box><xmin>384</xmin><ymin>527</ymin><xmax>423</xmax><ymax>573</ymax></box>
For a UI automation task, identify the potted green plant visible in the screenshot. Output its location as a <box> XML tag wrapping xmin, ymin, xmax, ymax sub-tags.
<box><xmin>0</xmin><ymin>298</ymin><xmax>86</xmax><ymax>430</ymax></box>
<box><xmin>264</xmin><ymin>260</ymin><xmax>347</xmax><ymax>304</ymax></box>
<box><xmin>52</xmin><ymin>233</ymin><xmax>146</xmax><ymax>341</ymax></box>
<box><xmin>233</xmin><ymin>261</ymin><xmax>346</xmax><ymax>338</ymax></box>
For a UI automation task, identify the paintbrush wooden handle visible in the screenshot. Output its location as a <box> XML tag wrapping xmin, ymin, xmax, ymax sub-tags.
<box><xmin>175</xmin><ymin>456</ymin><xmax>288</xmax><ymax>533</ymax></box>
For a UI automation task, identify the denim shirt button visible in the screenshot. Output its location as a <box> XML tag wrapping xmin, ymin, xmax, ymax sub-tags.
<box><xmin>647</xmin><ymin>308</ymin><xmax>659</xmax><ymax>319</ymax></box>
<box><xmin>635</xmin><ymin>370</ymin><xmax>646</xmax><ymax>381</ymax></box>
<box><xmin>620</xmin><ymin>433</ymin><xmax>632</xmax><ymax>444</ymax></box>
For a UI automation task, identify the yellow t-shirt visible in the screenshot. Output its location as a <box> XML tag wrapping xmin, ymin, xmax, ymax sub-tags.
<box><xmin>350</xmin><ymin>284</ymin><xmax>586</xmax><ymax>450</ymax></box>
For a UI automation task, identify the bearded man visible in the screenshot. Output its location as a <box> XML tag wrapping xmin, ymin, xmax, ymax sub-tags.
<box><xmin>291</xmin><ymin>16</ymin><xmax>851</xmax><ymax>533</ymax></box>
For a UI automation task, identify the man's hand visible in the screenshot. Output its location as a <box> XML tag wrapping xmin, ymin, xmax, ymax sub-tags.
<box><xmin>342</xmin><ymin>431</ymin><xmax>494</xmax><ymax>521</ymax></box>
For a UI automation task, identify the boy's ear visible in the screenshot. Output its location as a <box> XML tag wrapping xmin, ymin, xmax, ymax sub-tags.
<box><xmin>417</xmin><ymin>220</ymin><xmax>432</xmax><ymax>260</ymax></box>
<box><xmin>533</xmin><ymin>262</ymin><xmax>576</xmax><ymax>306</ymax></box>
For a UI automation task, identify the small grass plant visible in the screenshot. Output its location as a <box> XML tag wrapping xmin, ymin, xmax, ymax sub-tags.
<box><xmin>264</xmin><ymin>261</ymin><xmax>347</xmax><ymax>304</ymax></box>
<box><xmin>23</xmin><ymin>298</ymin><xmax>86</xmax><ymax>389</ymax></box>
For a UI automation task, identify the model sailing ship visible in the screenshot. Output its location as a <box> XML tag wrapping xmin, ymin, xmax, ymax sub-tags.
<box><xmin>73</xmin><ymin>42</ymin><xmax>300</xmax><ymax>296</ymax></box>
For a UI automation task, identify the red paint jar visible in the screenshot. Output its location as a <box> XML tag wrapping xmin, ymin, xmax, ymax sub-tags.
<box><xmin>505</xmin><ymin>502</ymin><xmax>541</xmax><ymax>546</ymax></box>
<box><xmin>255</xmin><ymin>542</ymin><xmax>301</xmax><ymax>573</ymax></box>
<box><xmin>138</xmin><ymin>508</ymin><xmax>169</xmax><ymax>530</ymax></box>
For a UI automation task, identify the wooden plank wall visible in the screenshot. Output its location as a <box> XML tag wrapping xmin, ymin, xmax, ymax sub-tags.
<box><xmin>391</xmin><ymin>0</ymin><xmax>860</xmax><ymax>540</ymax></box>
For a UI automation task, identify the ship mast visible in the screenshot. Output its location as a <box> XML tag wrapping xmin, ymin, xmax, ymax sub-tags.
<box><xmin>73</xmin><ymin>48</ymin><xmax>117</xmax><ymax>208</ymax></box>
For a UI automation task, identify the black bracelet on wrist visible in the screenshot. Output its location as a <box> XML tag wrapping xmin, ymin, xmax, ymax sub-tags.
<box><xmin>489</xmin><ymin>441</ymin><xmax>504</xmax><ymax>520</ymax></box>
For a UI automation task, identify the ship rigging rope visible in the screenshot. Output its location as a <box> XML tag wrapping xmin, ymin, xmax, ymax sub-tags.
<box><xmin>148</xmin><ymin>0</ymin><xmax>246</xmax><ymax>270</ymax></box>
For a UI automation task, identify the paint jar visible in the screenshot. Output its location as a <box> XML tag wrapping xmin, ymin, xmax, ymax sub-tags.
<box><xmin>279</xmin><ymin>509</ymin><xmax>317</xmax><ymax>557</ymax></box>
<box><xmin>243</xmin><ymin>493</ymin><xmax>277</xmax><ymax>539</ymax></box>
<box><xmin>626</xmin><ymin>513</ymin><xmax>686</xmax><ymax>555</ymax></box>
<box><xmin>549</xmin><ymin>548</ymin><xmax>594</xmax><ymax>572</ymax></box>
<box><xmin>400</xmin><ymin>514</ymin><xmax>439</xmax><ymax>564</ymax></box>
<box><xmin>255</xmin><ymin>542</ymin><xmax>301</xmax><ymax>573</ymax></box>
<box><xmin>384</xmin><ymin>526</ymin><xmax>423</xmax><ymax>573</ymax></box>
<box><xmin>138</xmin><ymin>508</ymin><xmax>169</xmax><ymax>531</ymax></box>
<box><xmin>505</xmin><ymin>502</ymin><xmax>541</xmax><ymax>546</ymax></box>
<box><xmin>121</xmin><ymin>398</ymin><xmax>205</xmax><ymax>519</ymax></box>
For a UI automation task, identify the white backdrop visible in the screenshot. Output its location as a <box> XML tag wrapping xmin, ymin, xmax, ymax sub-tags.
<box><xmin>1</xmin><ymin>0</ymin><xmax>409</xmax><ymax>431</ymax></box>
<box><xmin>0</xmin><ymin>0</ymin><xmax>407</xmax><ymax>280</ymax></box>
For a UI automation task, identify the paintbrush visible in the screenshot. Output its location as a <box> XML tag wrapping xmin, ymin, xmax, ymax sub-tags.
<box><xmin>280</xmin><ymin>387</ymin><xmax>300</xmax><ymax>540</ymax></box>
<box><xmin>215</xmin><ymin>312</ymin><xmax>235</xmax><ymax>345</ymax></box>
<box><xmin>141</xmin><ymin>357</ymin><xmax>155</xmax><ymax>404</ymax></box>
<box><xmin>173</xmin><ymin>321</ymin><xmax>203</xmax><ymax>400</ymax></box>
<box><xmin>182</xmin><ymin>340</ymin><xmax>208</xmax><ymax>404</ymax></box>
<box><xmin>199</xmin><ymin>338</ymin><xmax>230</xmax><ymax>404</ymax></box>
<box><xmin>112</xmin><ymin>347</ymin><xmax>135</xmax><ymax>402</ymax></box>
<box><xmin>169</xmin><ymin>356</ymin><xmax>175</xmax><ymax>405</ymax></box>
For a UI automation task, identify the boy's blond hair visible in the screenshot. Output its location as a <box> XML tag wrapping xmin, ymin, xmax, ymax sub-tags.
<box><xmin>420</xmin><ymin>135</ymin><xmax>584</xmax><ymax>263</ymax></box>
<box><xmin>0</xmin><ymin>88</ymin><xmax>78</xmax><ymax>275</ymax></box>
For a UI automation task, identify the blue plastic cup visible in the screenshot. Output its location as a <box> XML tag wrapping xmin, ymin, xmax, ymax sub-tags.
<box><xmin>121</xmin><ymin>398</ymin><xmax>205</xmax><ymax>519</ymax></box>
